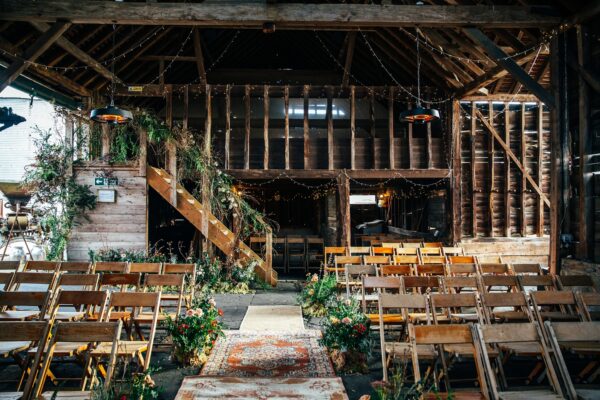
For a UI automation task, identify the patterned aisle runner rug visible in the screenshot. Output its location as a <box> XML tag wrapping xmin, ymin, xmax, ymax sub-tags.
<box><xmin>174</xmin><ymin>376</ymin><xmax>349</xmax><ymax>400</ymax></box>
<box><xmin>200</xmin><ymin>330</ymin><xmax>335</xmax><ymax>378</ymax></box>
<box><xmin>239</xmin><ymin>305</ymin><xmax>305</xmax><ymax>331</ymax></box>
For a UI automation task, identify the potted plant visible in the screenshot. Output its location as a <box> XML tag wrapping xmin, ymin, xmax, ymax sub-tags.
<box><xmin>299</xmin><ymin>273</ymin><xmax>338</xmax><ymax>317</ymax></box>
<box><xmin>164</xmin><ymin>297</ymin><xmax>224</xmax><ymax>367</ymax></box>
<box><xmin>320</xmin><ymin>296</ymin><xmax>371</xmax><ymax>374</ymax></box>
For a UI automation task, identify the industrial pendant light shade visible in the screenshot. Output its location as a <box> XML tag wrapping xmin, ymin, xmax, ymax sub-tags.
<box><xmin>399</xmin><ymin>106</ymin><xmax>440</xmax><ymax>124</ymax></box>
<box><xmin>90</xmin><ymin>103</ymin><xmax>133</xmax><ymax>124</ymax></box>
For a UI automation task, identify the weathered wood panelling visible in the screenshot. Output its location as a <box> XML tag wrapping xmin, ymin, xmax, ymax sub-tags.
<box><xmin>68</xmin><ymin>165</ymin><xmax>147</xmax><ymax>260</ymax></box>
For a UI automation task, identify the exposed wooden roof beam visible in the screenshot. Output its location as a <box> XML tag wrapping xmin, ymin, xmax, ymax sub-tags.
<box><xmin>0</xmin><ymin>21</ymin><xmax>71</xmax><ymax>93</ymax></box>
<box><xmin>462</xmin><ymin>28</ymin><xmax>554</xmax><ymax>107</ymax></box>
<box><xmin>341</xmin><ymin>31</ymin><xmax>356</xmax><ymax>87</ymax></box>
<box><xmin>0</xmin><ymin>1</ymin><xmax>562</xmax><ymax>28</ymax></box>
<box><xmin>29</xmin><ymin>21</ymin><xmax>122</xmax><ymax>85</ymax></box>
<box><xmin>192</xmin><ymin>28</ymin><xmax>207</xmax><ymax>85</ymax></box>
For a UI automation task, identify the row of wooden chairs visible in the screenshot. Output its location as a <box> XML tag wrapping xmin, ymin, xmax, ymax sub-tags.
<box><xmin>1</xmin><ymin>259</ymin><xmax>196</xmax><ymax>276</ymax></box>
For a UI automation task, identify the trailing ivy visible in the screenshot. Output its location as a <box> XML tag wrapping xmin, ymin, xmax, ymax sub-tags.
<box><xmin>22</xmin><ymin>128</ymin><xmax>96</xmax><ymax>260</ymax></box>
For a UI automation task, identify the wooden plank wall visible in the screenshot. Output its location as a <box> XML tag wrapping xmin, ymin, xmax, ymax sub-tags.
<box><xmin>67</xmin><ymin>165</ymin><xmax>147</xmax><ymax>260</ymax></box>
<box><xmin>459</xmin><ymin>101</ymin><xmax>551</xmax><ymax>238</ymax></box>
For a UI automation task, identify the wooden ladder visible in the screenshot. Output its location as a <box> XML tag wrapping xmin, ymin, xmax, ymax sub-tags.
<box><xmin>147</xmin><ymin>166</ymin><xmax>277</xmax><ymax>286</ymax></box>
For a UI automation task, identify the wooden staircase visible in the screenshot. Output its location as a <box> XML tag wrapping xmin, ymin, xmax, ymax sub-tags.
<box><xmin>147</xmin><ymin>166</ymin><xmax>277</xmax><ymax>286</ymax></box>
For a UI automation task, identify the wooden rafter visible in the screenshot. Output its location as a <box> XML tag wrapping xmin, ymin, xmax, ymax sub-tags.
<box><xmin>192</xmin><ymin>28</ymin><xmax>207</xmax><ymax>85</ymax></box>
<box><xmin>0</xmin><ymin>2</ymin><xmax>561</xmax><ymax>28</ymax></box>
<box><xmin>0</xmin><ymin>21</ymin><xmax>71</xmax><ymax>92</ymax></box>
<box><xmin>341</xmin><ymin>31</ymin><xmax>356</xmax><ymax>87</ymax></box>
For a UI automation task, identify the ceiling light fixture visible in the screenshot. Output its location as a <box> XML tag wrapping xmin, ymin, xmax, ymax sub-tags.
<box><xmin>399</xmin><ymin>28</ymin><xmax>440</xmax><ymax>124</ymax></box>
<box><xmin>90</xmin><ymin>24</ymin><xmax>132</xmax><ymax>124</ymax></box>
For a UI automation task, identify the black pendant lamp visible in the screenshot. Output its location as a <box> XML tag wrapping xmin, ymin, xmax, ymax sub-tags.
<box><xmin>90</xmin><ymin>24</ymin><xmax>132</xmax><ymax>125</ymax></box>
<box><xmin>399</xmin><ymin>28</ymin><xmax>440</xmax><ymax>124</ymax></box>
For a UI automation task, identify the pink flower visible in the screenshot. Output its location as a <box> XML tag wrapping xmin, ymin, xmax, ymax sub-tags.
<box><xmin>186</xmin><ymin>309</ymin><xmax>195</xmax><ymax>317</ymax></box>
<box><xmin>311</xmin><ymin>274</ymin><xmax>319</xmax><ymax>283</ymax></box>
<box><xmin>208</xmin><ymin>298</ymin><xmax>217</xmax><ymax>307</ymax></box>
<box><xmin>194</xmin><ymin>308</ymin><xmax>204</xmax><ymax>317</ymax></box>
<box><xmin>342</xmin><ymin>317</ymin><xmax>352</xmax><ymax>324</ymax></box>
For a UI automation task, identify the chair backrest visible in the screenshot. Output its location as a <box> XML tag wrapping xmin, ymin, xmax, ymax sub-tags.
<box><xmin>442</xmin><ymin>276</ymin><xmax>480</xmax><ymax>293</ymax></box>
<box><xmin>34</xmin><ymin>321</ymin><xmax>122</xmax><ymax>396</ymax></box>
<box><xmin>430</xmin><ymin>293</ymin><xmax>480</xmax><ymax>324</ymax></box>
<box><xmin>402</xmin><ymin>276</ymin><xmax>441</xmax><ymax>294</ymax></box>
<box><xmin>94</xmin><ymin>261</ymin><xmax>128</xmax><ymax>273</ymax></box>
<box><xmin>161</xmin><ymin>263</ymin><xmax>196</xmax><ymax>301</ymax></box>
<box><xmin>393</xmin><ymin>255</ymin><xmax>419</xmax><ymax>265</ymax></box>
<box><xmin>372</xmin><ymin>247</ymin><xmax>394</xmax><ymax>256</ymax></box>
<box><xmin>448</xmin><ymin>255</ymin><xmax>476</xmax><ymax>264</ymax></box>
<box><xmin>511</xmin><ymin>263</ymin><xmax>543</xmax><ymax>275</ymax></box>
<box><xmin>419</xmin><ymin>248</ymin><xmax>442</xmax><ymax>257</ymax></box>
<box><xmin>478</xmin><ymin>263</ymin><xmax>511</xmax><ymax>275</ymax></box>
<box><xmin>380</xmin><ymin>264</ymin><xmax>412</xmax><ymax>277</ymax></box>
<box><xmin>144</xmin><ymin>273</ymin><xmax>186</xmax><ymax>317</ymax></box>
<box><xmin>0</xmin><ymin>271</ymin><xmax>14</xmax><ymax>290</ymax></box>
<box><xmin>395</xmin><ymin>247</ymin><xmax>418</xmax><ymax>256</ymax></box>
<box><xmin>348</xmin><ymin>246</ymin><xmax>371</xmax><ymax>256</ymax></box>
<box><xmin>420</xmin><ymin>255</ymin><xmax>446</xmax><ymax>264</ymax></box>
<box><xmin>518</xmin><ymin>275</ymin><xmax>557</xmax><ymax>292</ymax></box>
<box><xmin>381</xmin><ymin>242</ymin><xmax>402</xmax><ymax>249</ymax></box>
<box><xmin>445</xmin><ymin>263</ymin><xmax>478</xmax><ymax>277</ymax></box>
<box><xmin>442</xmin><ymin>247</ymin><xmax>464</xmax><ymax>256</ymax></box>
<box><xmin>129</xmin><ymin>262</ymin><xmax>162</xmax><ymax>274</ymax></box>
<box><xmin>57</xmin><ymin>273</ymin><xmax>100</xmax><ymax>290</ymax></box>
<box><xmin>402</xmin><ymin>242</ymin><xmax>422</xmax><ymax>248</ymax></box>
<box><xmin>480</xmin><ymin>275</ymin><xmax>520</xmax><ymax>293</ymax></box>
<box><xmin>99</xmin><ymin>273</ymin><xmax>141</xmax><ymax>291</ymax></box>
<box><xmin>49</xmin><ymin>289</ymin><xmax>109</xmax><ymax>321</ymax></box>
<box><xmin>0</xmin><ymin>260</ymin><xmax>21</xmax><ymax>271</ymax></box>
<box><xmin>0</xmin><ymin>321</ymin><xmax>52</xmax><ymax>399</ymax></box>
<box><xmin>345</xmin><ymin>265</ymin><xmax>377</xmax><ymax>298</ymax></box>
<box><xmin>558</xmin><ymin>275</ymin><xmax>597</xmax><ymax>292</ymax></box>
<box><xmin>544</xmin><ymin>321</ymin><xmax>600</xmax><ymax>400</ymax></box>
<box><xmin>362</xmin><ymin>276</ymin><xmax>402</xmax><ymax>291</ymax></box>
<box><xmin>481</xmin><ymin>292</ymin><xmax>531</xmax><ymax>323</ymax></box>
<box><xmin>23</xmin><ymin>261</ymin><xmax>59</xmax><ymax>272</ymax></box>
<box><xmin>334</xmin><ymin>256</ymin><xmax>363</xmax><ymax>267</ymax></box>
<box><xmin>363</xmin><ymin>255</ymin><xmax>390</xmax><ymax>266</ymax></box>
<box><xmin>59</xmin><ymin>261</ymin><xmax>92</xmax><ymax>273</ymax></box>
<box><xmin>379</xmin><ymin>292</ymin><xmax>429</xmax><ymax>323</ymax></box>
<box><xmin>414</xmin><ymin>263</ymin><xmax>445</xmax><ymax>276</ymax></box>
<box><xmin>324</xmin><ymin>247</ymin><xmax>347</xmax><ymax>266</ymax></box>
<box><xmin>576</xmin><ymin>292</ymin><xmax>600</xmax><ymax>321</ymax></box>
<box><xmin>422</xmin><ymin>242</ymin><xmax>443</xmax><ymax>248</ymax></box>
<box><xmin>287</xmin><ymin>237</ymin><xmax>305</xmax><ymax>252</ymax></box>
<box><xmin>8</xmin><ymin>271</ymin><xmax>57</xmax><ymax>292</ymax></box>
<box><xmin>530</xmin><ymin>291</ymin><xmax>580</xmax><ymax>324</ymax></box>
<box><xmin>0</xmin><ymin>291</ymin><xmax>51</xmax><ymax>319</ymax></box>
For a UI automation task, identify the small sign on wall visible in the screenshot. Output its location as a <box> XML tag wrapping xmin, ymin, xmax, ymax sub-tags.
<box><xmin>97</xmin><ymin>189</ymin><xmax>116</xmax><ymax>203</ymax></box>
<box><xmin>94</xmin><ymin>177</ymin><xmax>118</xmax><ymax>186</ymax></box>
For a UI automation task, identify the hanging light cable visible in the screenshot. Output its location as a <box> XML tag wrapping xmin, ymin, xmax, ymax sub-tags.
<box><xmin>399</xmin><ymin>28</ymin><xmax>440</xmax><ymax>124</ymax></box>
<box><xmin>90</xmin><ymin>24</ymin><xmax>132</xmax><ymax>124</ymax></box>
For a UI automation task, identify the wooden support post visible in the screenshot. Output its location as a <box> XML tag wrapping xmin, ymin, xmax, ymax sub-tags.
<box><xmin>388</xmin><ymin>87</ymin><xmax>395</xmax><ymax>170</ymax></box>
<box><xmin>408</xmin><ymin>103</ymin><xmax>414</xmax><ymax>169</ymax></box>
<box><xmin>488</xmin><ymin>101</ymin><xmax>495</xmax><ymax>237</ymax></box>
<box><xmin>224</xmin><ymin>84</ymin><xmax>231</xmax><ymax>170</ymax></box>
<box><xmin>341</xmin><ymin>31</ymin><xmax>356</xmax><ymax>88</ymax></box>
<box><xmin>470</xmin><ymin>102</ymin><xmax>478</xmax><ymax>237</ymax></box>
<box><xmin>65</xmin><ymin>116</ymin><xmax>73</xmax><ymax>175</ymax></box>
<box><xmin>165</xmin><ymin>85</ymin><xmax>173</xmax><ymax>128</ymax></box>
<box><xmin>244</xmin><ymin>84</ymin><xmax>251</xmax><ymax>170</ymax></box>
<box><xmin>204</xmin><ymin>84</ymin><xmax>212</xmax><ymax>155</ymax></box>
<box><xmin>338</xmin><ymin>174</ymin><xmax>351</xmax><ymax>248</ymax></box>
<box><xmin>139</xmin><ymin>128</ymin><xmax>147</xmax><ymax>177</ymax></box>
<box><xmin>303</xmin><ymin>85</ymin><xmax>310</xmax><ymax>169</ymax></box>
<box><xmin>263</xmin><ymin>84</ymin><xmax>269</xmax><ymax>170</ymax></box>
<box><xmin>520</xmin><ymin>103</ymin><xmax>527</xmax><ymax>237</ymax></box>
<box><xmin>451</xmin><ymin>100</ymin><xmax>462</xmax><ymax>244</ymax></box>
<box><xmin>327</xmin><ymin>86</ymin><xmax>334</xmax><ymax>170</ymax></box>
<box><xmin>350</xmin><ymin>85</ymin><xmax>356</xmax><ymax>170</ymax></box>
<box><xmin>370</xmin><ymin>89</ymin><xmax>376</xmax><ymax>169</ymax></box>
<box><xmin>504</xmin><ymin>103</ymin><xmax>511</xmax><ymax>237</ymax></box>
<box><xmin>537</xmin><ymin>103</ymin><xmax>544</xmax><ymax>237</ymax></box>
<box><xmin>202</xmin><ymin>84</ymin><xmax>212</xmax><ymax>255</ymax></box>
<box><xmin>426</xmin><ymin>120</ymin><xmax>433</xmax><ymax>169</ymax></box>
<box><xmin>192</xmin><ymin>28</ymin><xmax>207</xmax><ymax>85</ymax></box>
<box><xmin>577</xmin><ymin>25</ymin><xmax>591</xmax><ymax>259</ymax></box>
<box><xmin>182</xmin><ymin>85</ymin><xmax>189</xmax><ymax>130</ymax></box>
<box><xmin>265</xmin><ymin>231</ymin><xmax>273</xmax><ymax>277</ymax></box>
<box><xmin>101</xmin><ymin>124</ymin><xmax>110</xmax><ymax>159</ymax></box>
<box><xmin>284</xmin><ymin>85</ymin><xmax>290</xmax><ymax>170</ymax></box>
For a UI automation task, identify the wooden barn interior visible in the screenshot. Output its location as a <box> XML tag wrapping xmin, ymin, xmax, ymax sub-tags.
<box><xmin>0</xmin><ymin>0</ymin><xmax>598</xmax><ymax>282</ymax></box>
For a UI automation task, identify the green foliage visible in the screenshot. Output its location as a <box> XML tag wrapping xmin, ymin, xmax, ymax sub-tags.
<box><xmin>164</xmin><ymin>296</ymin><xmax>224</xmax><ymax>366</ymax></box>
<box><xmin>90</xmin><ymin>367</ymin><xmax>161</xmax><ymax>400</ymax></box>
<box><xmin>371</xmin><ymin>364</ymin><xmax>449</xmax><ymax>400</ymax></box>
<box><xmin>88</xmin><ymin>246</ymin><xmax>171</xmax><ymax>263</ymax></box>
<box><xmin>299</xmin><ymin>273</ymin><xmax>338</xmax><ymax>317</ymax></box>
<box><xmin>109</xmin><ymin>124</ymin><xmax>140</xmax><ymax>163</ymax></box>
<box><xmin>196</xmin><ymin>253</ymin><xmax>258</xmax><ymax>294</ymax></box>
<box><xmin>134</xmin><ymin>110</ymin><xmax>173</xmax><ymax>143</ymax></box>
<box><xmin>320</xmin><ymin>297</ymin><xmax>371</xmax><ymax>355</ymax></box>
<box><xmin>22</xmin><ymin>128</ymin><xmax>96</xmax><ymax>260</ymax></box>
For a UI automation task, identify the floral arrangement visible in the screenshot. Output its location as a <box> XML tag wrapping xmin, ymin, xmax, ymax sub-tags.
<box><xmin>89</xmin><ymin>368</ymin><xmax>161</xmax><ymax>400</ymax></box>
<box><xmin>299</xmin><ymin>273</ymin><xmax>338</xmax><ymax>317</ymax></box>
<box><xmin>370</xmin><ymin>363</ymin><xmax>443</xmax><ymax>400</ymax></box>
<box><xmin>320</xmin><ymin>297</ymin><xmax>371</xmax><ymax>374</ymax></box>
<box><xmin>164</xmin><ymin>296</ymin><xmax>225</xmax><ymax>367</ymax></box>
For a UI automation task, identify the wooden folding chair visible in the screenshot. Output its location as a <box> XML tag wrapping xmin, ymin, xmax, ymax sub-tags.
<box><xmin>395</xmin><ymin>247</ymin><xmax>419</xmax><ymax>256</ymax></box>
<box><xmin>163</xmin><ymin>263</ymin><xmax>196</xmax><ymax>308</ymax></box>
<box><xmin>480</xmin><ymin>275</ymin><xmax>520</xmax><ymax>293</ymax></box>
<box><xmin>474</xmin><ymin>323</ymin><xmax>564</xmax><ymax>400</ymax></box>
<box><xmin>56</xmin><ymin>273</ymin><xmax>100</xmax><ymax>291</ymax></box>
<box><xmin>420</xmin><ymin>255</ymin><xmax>446</xmax><ymax>265</ymax></box>
<box><xmin>287</xmin><ymin>237</ymin><xmax>307</xmax><ymax>272</ymax></box>
<box><xmin>372</xmin><ymin>247</ymin><xmax>394</xmax><ymax>257</ymax></box>
<box><xmin>445</xmin><ymin>263</ymin><xmax>479</xmax><ymax>277</ymax></box>
<box><xmin>348</xmin><ymin>246</ymin><xmax>371</xmax><ymax>257</ymax></box>
<box><xmin>422</xmin><ymin>242</ymin><xmax>443</xmax><ymax>248</ymax></box>
<box><xmin>23</xmin><ymin>261</ymin><xmax>59</xmax><ymax>272</ymax></box>
<box><xmin>45</xmin><ymin>290</ymin><xmax>108</xmax><ymax>322</ymax></box>
<box><xmin>136</xmin><ymin>273</ymin><xmax>185</xmax><ymax>324</ymax></box>
<box><xmin>93</xmin><ymin>292</ymin><xmax>160</xmax><ymax>372</ymax></box>
<box><xmin>479</xmin><ymin>263</ymin><xmax>512</xmax><ymax>276</ymax></box>
<box><xmin>378</xmin><ymin>293</ymin><xmax>434</xmax><ymax>382</ymax></box>
<box><xmin>330</xmin><ymin>256</ymin><xmax>362</xmax><ymax>285</ymax></box>
<box><xmin>380</xmin><ymin>265</ymin><xmax>413</xmax><ymax>277</ymax></box>
<box><xmin>98</xmin><ymin>272</ymin><xmax>141</xmax><ymax>292</ymax></box>
<box><xmin>442</xmin><ymin>247</ymin><xmax>464</xmax><ymax>256</ymax></box>
<box><xmin>58</xmin><ymin>261</ymin><xmax>92</xmax><ymax>273</ymax></box>
<box><xmin>306</xmin><ymin>238</ymin><xmax>324</xmax><ymax>271</ymax></box>
<box><xmin>0</xmin><ymin>321</ymin><xmax>51</xmax><ymax>400</ymax></box>
<box><xmin>0</xmin><ymin>261</ymin><xmax>21</xmax><ymax>272</ymax></box>
<box><xmin>409</xmin><ymin>324</ymin><xmax>489</xmax><ymax>398</ymax></box>
<box><xmin>393</xmin><ymin>255</ymin><xmax>419</xmax><ymax>266</ymax></box>
<box><xmin>544</xmin><ymin>321</ymin><xmax>600</xmax><ymax>400</ymax></box>
<box><xmin>6</xmin><ymin>271</ymin><xmax>58</xmax><ymax>293</ymax></box>
<box><xmin>442</xmin><ymin>276</ymin><xmax>480</xmax><ymax>294</ymax></box>
<box><xmin>402</xmin><ymin>276</ymin><xmax>442</xmax><ymax>295</ymax></box>
<box><xmin>577</xmin><ymin>292</ymin><xmax>600</xmax><ymax>321</ymax></box>
<box><xmin>430</xmin><ymin>293</ymin><xmax>482</xmax><ymax>324</ymax></box>
<box><xmin>363</xmin><ymin>255</ymin><xmax>390</xmax><ymax>268</ymax></box>
<box><xmin>92</xmin><ymin>261</ymin><xmax>128</xmax><ymax>273</ymax></box>
<box><xmin>511</xmin><ymin>263</ymin><xmax>544</xmax><ymax>276</ymax></box>
<box><xmin>323</xmin><ymin>247</ymin><xmax>347</xmax><ymax>271</ymax></box>
<box><xmin>414</xmin><ymin>264</ymin><xmax>445</xmax><ymax>277</ymax></box>
<box><xmin>419</xmin><ymin>248</ymin><xmax>442</xmax><ymax>258</ymax></box>
<box><xmin>448</xmin><ymin>255</ymin><xmax>477</xmax><ymax>265</ymax></box>
<box><xmin>518</xmin><ymin>275</ymin><xmax>559</xmax><ymax>293</ymax></box>
<box><xmin>128</xmin><ymin>262</ymin><xmax>162</xmax><ymax>274</ymax></box>
<box><xmin>345</xmin><ymin>265</ymin><xmax>377</xmax><ymax>300</ymax></box>
<box><xmin>361</xmin><ymin>276</ymin><xmax>402</xmax><ymax>326</ymax></box>
<box><xmin>35</xmin><ymin>321</ymin><xmax>123</xmax><ymax>399</ymax></box>
<box><xmin>0</xmin><ymin>291</ymin><xmax>51</xmax><ymax>321</ymax></box>
<box><xmin>557</xmin><ymin>275</ymin><xmax>597</xmax><ymax>293</ymax></box>
<box><xmin>530</xmin><ymin>291</ymin><xmax>582</xmax><ymax>326</ymax></box>
<box><xmin>480</xmin><ymin>292</ymin><xmax>532</xmax><ymax>323</ymax></box>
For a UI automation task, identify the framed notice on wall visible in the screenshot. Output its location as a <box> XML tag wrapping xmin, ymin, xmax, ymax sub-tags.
<box><xmin>97</xmin><ymin>189</ymin><xmax>116</xmax><ymax>203</ymax></box>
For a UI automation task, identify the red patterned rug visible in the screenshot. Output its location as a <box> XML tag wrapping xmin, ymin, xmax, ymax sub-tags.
<box><xmin>200</xmin><ymin>330</ymin><xmax>335</xmax><ymax>378</ymax></box>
